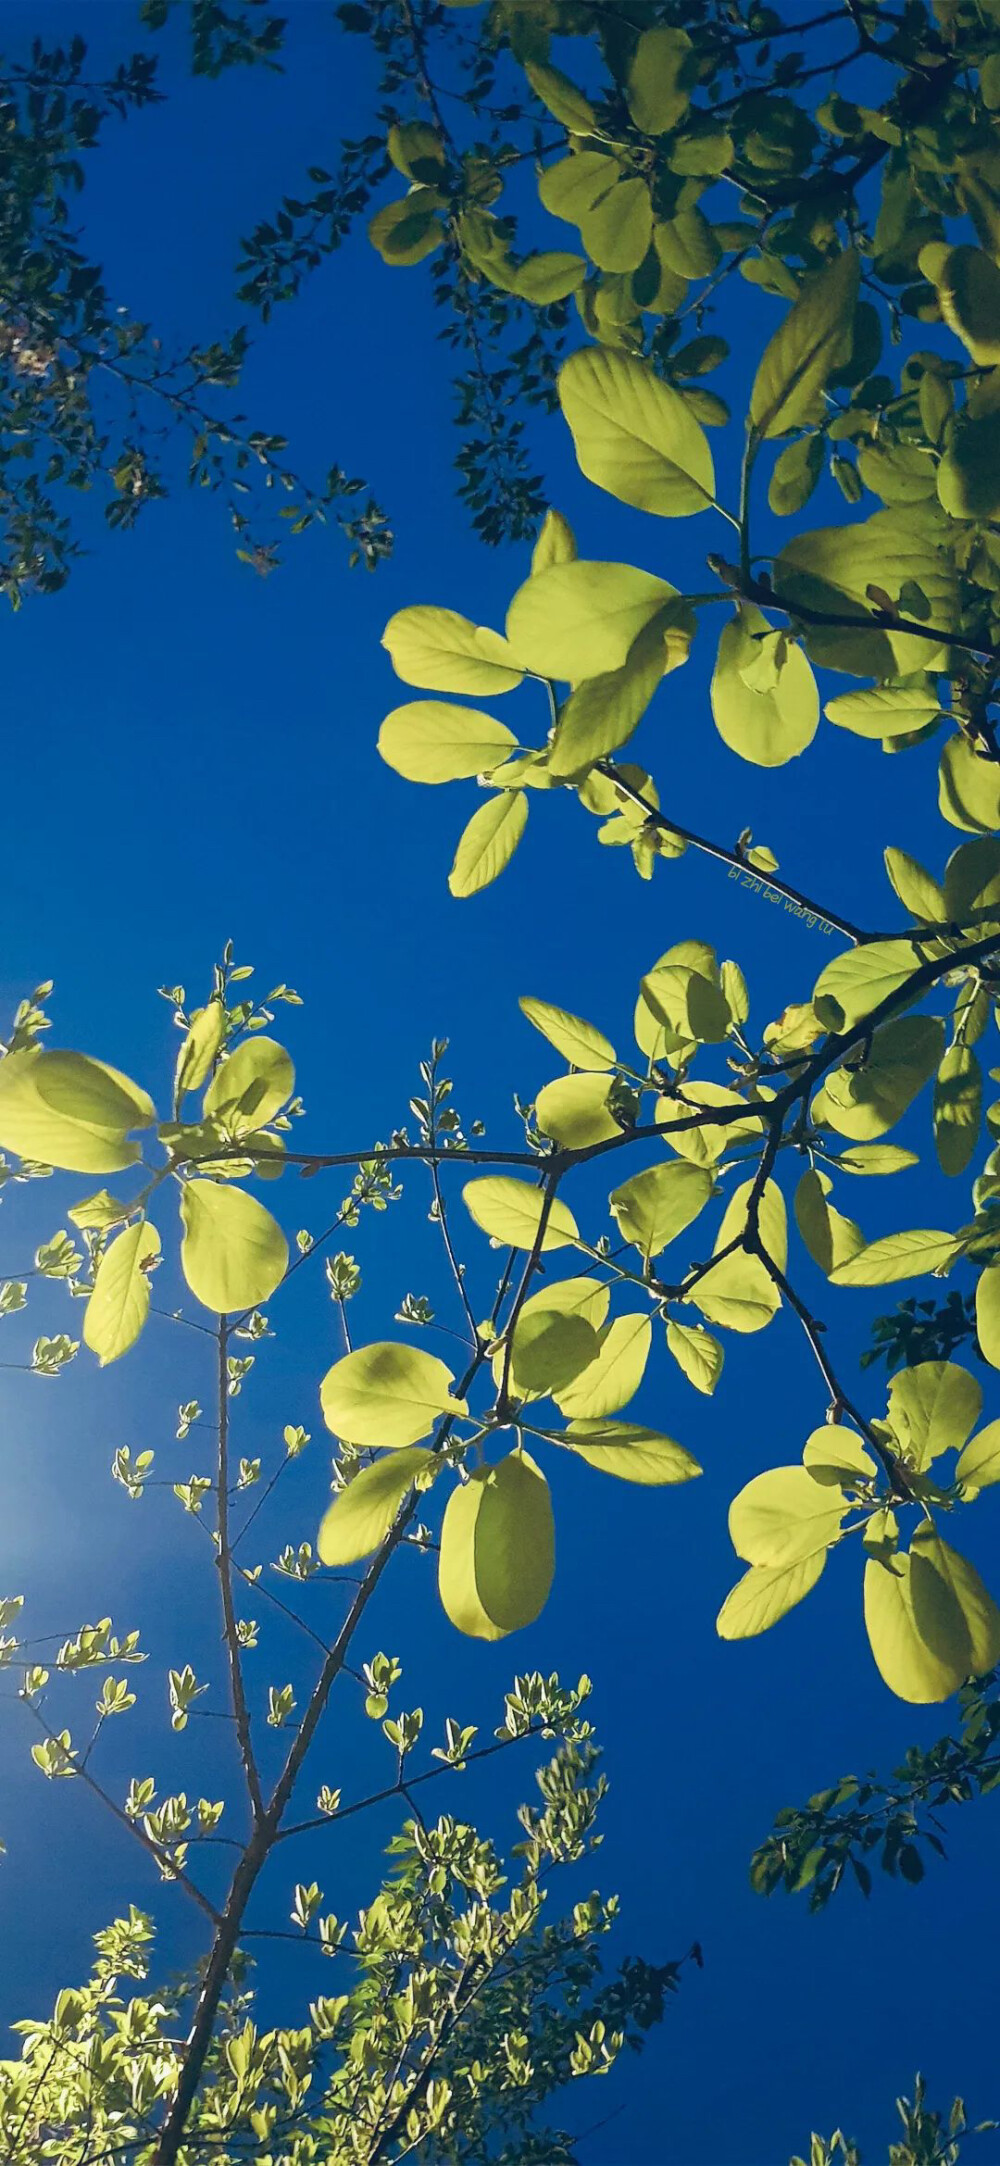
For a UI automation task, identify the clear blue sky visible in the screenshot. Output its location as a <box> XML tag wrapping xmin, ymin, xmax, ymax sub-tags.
<box><xmin>2</xmin><ymin>7</ymin><xmax>999</xmax><ymax>2163</ymax></box>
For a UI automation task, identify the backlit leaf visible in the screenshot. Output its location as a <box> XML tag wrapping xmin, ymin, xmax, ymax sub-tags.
<box><xmin>830</xmin><ymin>1229</ymin><xmax>959</xmax><ymax>1285</ymax></box>
<box><xmin>665</xmin><ymin>1317</ymin><xmax>724</xmax><ymax>1394</ymax></box>
<box><xmin>448</xmin><ymin>792</ymin><xmax>528</xmax><ymax>897</ymax></box>
<box><xmin>534</xmin><ymin>1073</ymin><xmax>622</xmax><ymax>1149</ymax></box>
<box><xmin>179</xmin><ymin>1181</ymin><xmax>288</xmax><ymax>1314</ymax></box>
<box><xmin>507</xmin><ymin>558</ymin><xmax>678</xmax><ymax>682</ymax></box>
<box><xmin>0</xmin><ymin>1049</ymin><xmax>154</xmax><ymax>1174</ymax></box>
<box><xmin>558</xmin><ymin>349</ymin><xmax>715</xmax><ymax>517</ymax></box>
<box><xmin>711</xmin><ymin>608</ymin><xmax>818</xmax><ymax>767</ymax></box>
<box><xmin>317</xmin><ymin>1448</ymin><xmax>435</xmax><ymax>1566</ymax></box>
<box><xmin>886</xmin><ymin>1360</ymin><xmax>981</xmax><ymax>1470</ymax></box>
<box><xmin>462</xmin><ymin>1177</ymin><xmax>578</xmax><ymax>1250</ymax></box>
<box><xmin>560</xmin><ymin>1419</ymin><xmax>701</xmax><ymax>1483</ymax></box>
<box><xmin>554</xmin><ymin>1313</ymin><xmax>651</xmax><ymax>1419</ymax></box>
<box><xmin>934</xmin><ymin>1043</ymin><xmax>981</xmax><ymax>1176</ymax></box>
<box><xmin>378</xmin><ymin>701</ymin><xmax>517</xmax><ymax>782</ymax></box>
<box><xmin>609</xmin><ymin>1159</ymin><xmax>712</xmax><ymax>1259</ymax></box>
<box><xmin>382</xmin><ymin>606</ymin><xmax>523</xmax><ymax>695</ymax></box>
<box><xmin>320</xmin><ymin>1342</ymin><xmax>466</xmax><ymax>1448</ymax></box>
<box><xmin>204</xmin><ymin>1036</ymin><xmax>294</xmax><ymax>1135</ymax></box>
<box><xmin>749</xmin><ymin>249</ymin><xmax>859</xmax><ymax>439</ymax></box>
<box><xmin>717</xmin><ymin>1551</ymin><xmax>826</xmax><ymax>1640</ymax></box>
<box><xmin>626</xmin><ymin>25</ymin><xmax>694</xmax><ymax>134</ymax></box>
<box><xmin>729</xmin><ymin>1465</ymin><xmax>846</xmax><ymax>1567</ymax></box>
<box><xmin>519</xmin><ymin>997</ymin><xmax>616</xmax><ymax>1070</ymax></box>
<box><xmin>83</xmin><ymin>1221</ymin><xmax>160</xmax><ymax>1366</ymax></box>
<box><xmin>438</xmin><ymin>1450</ymin><xmax>554</xmax><ymax>1640</ymax></box>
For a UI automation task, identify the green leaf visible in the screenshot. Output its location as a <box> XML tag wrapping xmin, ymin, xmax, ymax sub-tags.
<box><xmin>863</xmin><ymin>1551</ymin><xmax>965</xmax><ymax>1704</ymax></box>
<box><xmin>775</xmin><ymin>509</ymin><xmax>959</xmax><ymax>678</ymax></box>
<box><xmin>0</xmin><ymin>1049</ymin><xmax>155</xmax><ymax>1174</ymax></box>
<box><xmin>382</xmin><ymin>606</ymin><xmax>523</xmax><ymax>695</ymax></box>
<box><xmin>711</xmin><ymin>608</ymin><xmax>819</xmax><ymax>767</ymax></box>
<box><xmin>830</xmin><ymin>1229</ymin><xmax>959</xmax><ymax>1286</ymax></box>
<box><xmin>688</xmin><ymin>1178</ymin><xmax>786</xmax><ymax>1334</ymax></box>
<box><xmin>825</xmin><ymin>685</ymin><xmax>944</xmax><ymax>741</ymax></box>
<box><xmin>939</xmin><ymin>736</ymin><xmax>1000</xmax><ymax>835</ymax></box>
<box><xmin>812</xmin><ymin>937</ymin><xmax>921</xmax><ymax>1031</ymax></box>
<box><xmin>519</xmin><ymin>997</ymin><xmax>616</xmax><ymax>1071</ymax></box>
<box><xmin>438</xmin><ymin>1450</ymin><xmax>554</xmax><ymax>1640</ymax></box>
<box><xmin>317</xmin><ymin>1448</ymin><xmax>435</xmax><ymax>1566</ymax></box>
<box><xmin>956</xmin><ymin>1418</ymin><xmax>1000</xmax><ymax>1493</ymax></box>
<box><xmin>934</xmin><ymin>1043</ymin><xmax>981</xmax><ymax>1176</ymax></box>
<box><xmin>179</xmin><ymin>1182</ymin><xmax>289</xmax><ymax>1313</ymax></box>
<box><xmin>767</xmin><ymin>433</ymin><xmax>823</xmax><ymax>516</ymax></box>
<box><xmin>534</xmin><ymin>1073</ymin><xmax>622</xmax><ymax>1149</ymax></box>
<box><xmin>518</xmin><ymin>1274</ymin><xmax>610</xmax><ymax>1331</ymax></box>
<box><xmin>665</xmin><ymin>1317</ymin><xmax>724</xmax><ymax>1394</ymax></box>
<box><xmin>523</xmin><ymin>59</ymin><xmax>596</xmax><ymax>132</ymax></box>
<box><xmin>886</xmin><ymin>1360</ymin><xmax>981</xmax><ymax>1470</ymax></box>
<box><xmin>378</xmin><ymin>701</ymin><xmax>517</xmax><ymax>783</ymax></box>
<box><xmin>626</xmin><ymin>25</ymin><xmax>694</xmax><ymax>134</ymax></box>
<box><xmin>554</xmin><ymin>1313</ymin><xmax>651</xmax><ymax>1419</ymax></box>
<box><xmin>729</xmin><ymin>1465</ymin><xmax>846</xmax><ymax>1568</ymax></box>
<box><xmin>448</xmin><ymin>792</ymin><xmax>528</xmax><ymax>898</ymax></box>
<box><xmin>943</xmin><ymin>835</ymin><xmax>1000</xmax><ymax>923</ymax></box>
<box><xmin>558</xmin><ymin>349</ymin><xmax>715</xmax><ymax>517</ymax></box>
<box><xmin>793</xmin><ymin>1168</ymin><xmax>864</xmax><ymax>1276</ymax></box>
<box><xmin>749</xmin><ymin>249</ymin><xmax>860</xmax><ymax>439</ymax></box>
<box><xmin>67</xmin><ymin>1189</ymin><xmax>130</xmax><ymax>1230</ymax></box>
<box><xmin>801</xmin><ymin>1424</ymin><xmax>876</xmax><ymax>1484</ymax></box>
<box><xmin>83</xmin><ymin>1221</ymin><xmax>160</xmax><ymax>1366</ymax></box>
<box><xmin>507</xmin><ymin>1309</ymin><xmax>602</xmax><ymax>1394</ymax></box>
<box><xmin>936</xmin><ymin>410</ymin><xmax>1000</xmax><ymax>521</ymax></box>
<box><xmin>579</xmin><ymin>178</ymin><xmax>653</xmax><ymax>273</ymax></box>
<box><xmin>657</xmin><ymin>1083</ymin><xmax>763</xmax><ymax>1166</ymax></box>
<box><xmin>538</xmin><ymin>149</ymin><xmax>620</xmax><ymax>226</ymax></box>
<box><xmin>918</xmin><ymin>242</ymin><xmax>1000</xmax><ymax>365</ymax></box>
<box><xmin>834</xmin><ymin>1144</ymin><xmax>919</xmax><ymax>1175</ymax></box>
<box><xmin>813</xmin><ymin>1016</ymin><xmax>944</xmax><ymax>1140</ymax></box>
<box><xmin>975</xmin><ymin>1258</ymin><xmax>1000</xmax><ymax>1369</ymax></box>
<box><xmin>531</xmin><ymin>509</ymin><xmax>577</xmax><ymax>575</ymax></box>
<box><xmin>203</xmin><ymin>1036</ymin><xmax>294</xmax><ymax>1134</ymax></box>
<box><xmin>506</xmin><ymin>558</ymin><xmax>679</xmax><ymax>680</ymax></box>
<box><xmin>368</xmin><ymin>189</ymin><xmax>444</xmax><ymax>266</ymax></box>
<box><xmin>509</xmin><ymin>251</ymin><xmax>587</xmax><ymax>303</ymax></box>
<box><xmin>387</xmin><ymin>122</ymin><xmax>446</xmax><ymax>183</ymax></box>
<box><xmin>717</xmin><ymin>1551</ymin><xmax>826</xmax><ymax>1640</ymax></box>
<box><xmin>609</xmin><ymin>1160</ymin><xmax>712</xmax><ymax>1260</ymax></box>
<box><xmin>175</xmin><ymin>1003</ymin><xmax>226</xmax><ymax>1099</ymax></box>
<box><xmin>559</xmin><ymin>1419</ymin><xmax>701</xmax><ymax>1484</ymax></box>
<box><xmin>911</xmin><ymin>1526</ymin><xmax>1000</xmax><ymax>1676</ymax></box>
<box><xmin>548</xmin><ymin>607</ymin><xmax>690</xmax><ymax>778</ymax></box>
<box><xmin>320</xmin><ymin>1342</ymin><xmax>466</xmax><ymax>1448</ymax></box>
<box><xmin>884</xmin><ymin>847</ymin><xmax>946</xmax><ymax>923</ymax></box>
<box><xmin>462</xmin><ymin>1177</ymin><xmax>578</xmax><ymax>1251</ymax></box>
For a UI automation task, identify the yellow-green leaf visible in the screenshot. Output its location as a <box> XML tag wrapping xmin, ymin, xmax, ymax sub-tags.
<box><xmin>558</xmin><ymin>349</ymin><xmax>715</xmax><ymax>517</ymax></box>
<box><xmin>975</xmin><ymin>1258</ymin><xmax>1000</xmax><ymax>1369</ymax></box>
<box><xmin>956</xmin><ymin>1417</ymin><xmax>1000</xmax><ymax>1493</ymax></box>
<box><xmin>518</xmin><ymin>1274</ymin><xmax>610</xmax><ymax>1332</ymax></box>
<box><xmin>825</xmin><ymin>685</ymin><xmax>944</xmax><ymax>741</ymax></box>
<box><xmin>793</xmin><ymin>1168</ymin><xmax>864</xmax><ymax>1276</ymax></box>
<box><xmin>538</xmin><ymin>149</ymin><xmax>620</xmax><ymax>226</ymax></box>
<box><xmin>711</xmin><ymin>608</ymin><xmax>819</xmax><ymax>767</ymax></box>
<box><xmin>83</xmin><ymin>1220</ymin><xmax>160</xmax><ymax>1367</ymax></box>
<box><xmin>834</xmin><ymin>1145</ymin><xmax>919</xmax><ymax>1175</ymax></box>
<box><xmin>749</xmin><ymin>250</ymin><xmax>860</xmax><ymax>439</ymax></box>
<box><xmin>884</xmin><ymin>847</ymin><xmax>945</xmax><ymax>924</ymax></box>
<box><xmin>531</xmin><ymin>509</ymin><xmax>577</xmax><ymax>575</ymax></box>
<box><xmin>801</xmin><ymin>1424</ymin><xmax>876</xmax><ymax>1484</ymax></box>
<box><xmin>368</xmin><ymin>189</ymin><xmax>444</xmax><ymax>267</ymax></box>
<box><xmin>864</xmin><ymin>1551</ymin><xmax>965</xmax><ymax>1704</ymax></box>
<box><xmin>812</xmin><ymin>937</ymin><xmax>921</xmax><ymax>1032</ymax></box>
<box><xmin>179</xmin><ymin>1181</ymin><xmax>288</xmax><ymax>1313</ymax></box>
<box><xmin>560</xmin><ymin>1418</ymin><xmax>701</xmax><ymax>1483</ymax></box>
<box><xmin>554</xmin><ymin>1313</ymin><xmax>651</xmax><ymax>1419</ymax></box>
<box><xmin>318</xmin><ymin>1447</ymin><xmax>435</xmax><ymax>1566</ymax></box>
<box><xmin>382</xmin><ymin>605</ymin><xmax>523</xmax><ymax>695</ymax></box>
<box><xmin>579</xmin><ymin>177</ymin><xmax>653</xmax><ymax>273</ymax></box>
<box><xmin>609</xmin><ymin>1159</ymin><xmax>712</xmax><ymax>1259</ymax></box>
<box><xmin>462</xmin><ymin>1177</ymin><xmax>578</xmax><ymax>1251</ymax></box>
<box><xmin>657</xmin><ymin>1083</ymin><xmax>763</xmax><ymax>1166</ymax></box>
<box><xmin>448</xmin><ymin>792</ymin><xmax>528</xmax><ymax>898</ymax></box>
<box><xmin>534</xmin><ymin>1073</ymin><xmax>622</xmax><ymax>1150</ymax></box>
<box><xmin>320</xmin><ymin>1342</ymin><xmax>466</xmax><ymax>1448</ymax></box>
<box><xmin>689</xmin><ymin>1177</ymin><xmax>786</xmax><ymax>1334</ymax></box>
<box><xmin>812</xmin><ymin>1015</ymin><xmax>944</xmax><ymax>1140</ymax></box>
<box><xmin>67</xmin><ymin>1189</ymin><xmax>130</xmax><ymax>1230</ymax></box>
<box><xmin>911</xmin><ymin>1526</ymin><xmax>1000</xmax><ymax>1677</ymax></box>
<box><xmin>378</xmin><ymin>700</ymin><xmax>517</xmax><ymax>783</ymax></box>
<box><xmin>937</xmin><ymin>410</ymin><xmax>1000</xmax><ymax>521</ymax></box>
<box><xmin>519</xmin><ymin>997</ymin><xmax>616</xmax><ymax>1070</ymax></box>
<box><xmin>886</xmin><ymin>1360</ymin><xmax>981</xmax><ymax>1470</ymax></box>
<box><xmin>729</xmin><ymin>1464</ymin><xmax>846</xmax><ymax>1568</ymax></box>
<box><xmin>548</xmin><ymin>607</ymin><xmax>689</xmax><ymax>778</ymax></box>
<box><xmin>830</xmin><ymin>1228</ymin><xmax>959</xmax><ymax>1286</ymax></box>
<box><xmin>939</xmin><ymin>735</ymin><xmax>1000</xmax><ymax>835</ymax></box>
<box><xmin>523</xmin><ymin>58</ymin><xmax>597</xmax><ymax>132</ymax></box>
<box><xmin>776</xmin><ymin>509</ymin><xmax>958</xmax><ymax>678</ymax></box>
<box><xmin>918</xmin><ymin>242</ymin><xmax>1000</xmax><ymax>365</ymax></box>
<box><xmin>717</xmin><ymin>1551</ymin><xmax>826</xmax><ymax>1640</ymax></box>
<box><xmin>934</xmin><ymin>1043</ymin><xmax>981</xmax><ymax>1176</ymax></box>
<box><xmin>665</xmin><ymin>1317</ymin><xmax>724</xmax><ymax>1394</ymax></box>
<box><xmin>0</xmin><ymin>1049</ymin><xmax>155</xmax><ymax>1174</ymax></box>
<box><xmin>203</xmin><ymin>1036</ymin><xmax>294</xmax><ymax>1135</ymax></box>
<box><xmin>507</xmin><ymin>1308</ymin><xmax>602</xmax><ymax>1395</ymax></box>
<box><xmin>626</xmin><ymin>24</ymin><xmax>694</xmax><ymax>134</ymax></box>
<box><xmin>175</xmin><ymin>1003</ymin><xmax>226</xmax><ymax>1099</ymax></box>
<box><xmin>438</xmin><ymin>1450</ymin><xmax>554</xmax><ymax>1640</ymax></box>
<box><xmin>506</xmin><ymin>558</ymin><xmax>678</xmax><ymax>680</ymax></box>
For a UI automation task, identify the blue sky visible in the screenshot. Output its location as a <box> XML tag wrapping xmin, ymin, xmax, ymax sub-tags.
<box><xmin>2</xmin><ymin>7</ymin><xmax>999</xmax><ymax>2163</ymax></box>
